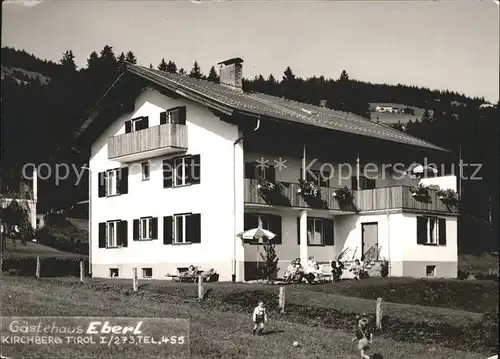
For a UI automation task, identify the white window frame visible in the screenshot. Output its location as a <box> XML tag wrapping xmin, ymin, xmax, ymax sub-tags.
<box><xmin>426</xmin><ymin>265</ymin><xmax>436</xmax><ymax>277</ymax></box>
<box><xmin>427</xmin><ymin>217</ymin><xmax>438</xmax><ymax>245</ymax></box>
<box><xmin>307</xmin><ymin>217</ymin><xmax>325</xmax><ymax>246</ymax></box>
<box><xmin>174</xmin><ymin>214</ymin><xmax>191</xmax><ymax>243</ymax></box>
<box><xmin>174</xmin><ymin>157</ymin><xmax>191</xmax><ymax>187</ymax></box>
<box><xmin>139</xmin><ymin>217</ymin><xmax>153</xmax><ymax>240</ymax></box>
<box><xmin>142</xmin><ymin>268</ymin><xmax>152</xmax><ymax>278</ymax></box>
<box><xmin>106</xmin><ymin>220</ymin><xmax>120</xmax><ymax>248</ymax></box>
<box><xmin>132</xmin><ymin>117</ymin><xmax>147</xmax><ymax>132</ymax></box>
<box><xmin>141</xmin><ymin>161</ymin><xmax>150</xmax><ymax>181</ymax></box>
<box><xmin>106</xmin><ymin>169</ymin><xmax>119</xmax><ymax>196</ymax></box>
<box><xmin>109</xmin><ymin>268</ymin><xmax>119</xmax><ymax>277</ymax></box>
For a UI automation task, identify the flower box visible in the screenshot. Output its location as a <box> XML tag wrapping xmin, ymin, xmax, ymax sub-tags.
<box><xmin>298</xmin><ymin>179</ymin><xmax>320</xmax><ymax>198</ymax></box>
<box><xmin>333</xmin><ymin>186</ymin><xmax>354</xmax><ymax>202</ymax></box>
<box><xmin>410</xmin><ymin>183</ymin><xmax>430</xmax><ymax>198</ymax></box>
<box><xmin>437</xmin><ymin>188</ymin><xmax>459</xmax><ymax>203</ymax></box>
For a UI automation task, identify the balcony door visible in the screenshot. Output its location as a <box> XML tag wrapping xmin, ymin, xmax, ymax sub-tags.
<box><xmin>361</xmin><ymin>222</ymin><xmax>378</xmax><ymax>261</ymax></box>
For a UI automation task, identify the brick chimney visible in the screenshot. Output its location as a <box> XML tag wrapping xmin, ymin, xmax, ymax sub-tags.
<box><xmin>217</xmin><ymin>57</ymin><xmax>243</xmax><ymax>90</ymax></box>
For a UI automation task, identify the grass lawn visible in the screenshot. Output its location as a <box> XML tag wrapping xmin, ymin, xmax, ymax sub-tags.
<box><xmin>0</xmin><ymin>277</ymin><xmax>493</xmax><ymax>359</ymax></box>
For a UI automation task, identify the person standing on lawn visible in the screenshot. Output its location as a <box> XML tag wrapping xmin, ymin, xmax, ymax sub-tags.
<box><xmin>352</xmin><ymin>314</ymin><xmax>374</xmax><ymax>359</ymax></box>
<box><xmin>252</xmin><ymin>301</ymin><xmax>268</xmax><ymax>335</ymax></box>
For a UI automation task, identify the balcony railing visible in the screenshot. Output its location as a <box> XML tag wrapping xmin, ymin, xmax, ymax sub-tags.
<box><xmin>108</xmin><ymin>123</ymin><xmax>187</xmax><ymax>161</ymax></box>
<box><xmin>244</xmin><ymin>179</ymin><xmax>459</xmax><ymax>214</ymax></box>
<box><xmin>356</xmin><ymin>185</ymin><xmax>459</xmax><ymax>214</ymax></box>
<box><xmin>244</xmin><ymin>178</ymin><xmax>357</xmax><ymax>212</ymax></box>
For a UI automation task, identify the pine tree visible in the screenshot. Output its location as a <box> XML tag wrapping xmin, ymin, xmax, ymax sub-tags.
<box><xmin>282</xmin><ymin>66</ymin><xmax>297</xmax><ymax>100</ymax></box>
<box><xmin>125</xmin><ymin>51</ymin><xmax>137</xmax><ymax>64</ymax></box>
<box><xmin>179</xmin><ymin>68</ymin><xmax>185</xmax><ymax>75</ymax></box>
<box><xmin>60</xmin><ymin>50</ymin><xmax>76</xmax><ymax>72</ymax></box>
<box><xmin>117</xmin><ymin>52</ymin><xmax>126</xmax><ymax>72</ymax></box>
<box><xmin>339</xmin><ymin>70</ymin><xmax>349</xmax><ymax>82</ymax></box>
<box><xmin>166</xmin><ymin>61</ymin><xmax>177</xmax><ymax>73</ymax></box>
<box><xmin>189</xmin><ymin>61</ymin><xmax>203</xmax><ymax>79</ymax></box>
<box><xmin>149</xmin><ymin>63</ymin><xmax>153</xmax><ymax>69</ymax></box>
<box><xmin>260</xmin><ymin>241</ymin><xmax>279</xmax><ymax>281</ymax></box>
<box><xmin>86</xmin><ymin>51</ymin><xmax>99</xmax><ymax>69</ymax></box>
<box><xmin>422</xmin><ymin>108</ymin><xmax>431</xmax><ymax>123</ymax></box>
<box><xmin>207</xmin><ymin>66</ymin><xmax>219</xmax><ymax>82</ymax></box>
<box><xmin>158</xmin><ymin>58</ymin><xmax>168</xmax><ymax>72</ymax></box>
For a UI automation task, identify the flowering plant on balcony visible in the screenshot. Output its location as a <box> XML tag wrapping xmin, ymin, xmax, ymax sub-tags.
<box><xmin>333</xmin><ymin>186</ymin><xmax>354</xmax><ymax>202</ymax></box>
<box><xmin>297</xmin><ymin>179</ymin><xmax>320</xmax><ymax>198</ymax></box>
<box><xmin>409</xmin><ymin>183</ymin><xmax>429</xmax><ymax>198</ymax></box>
<box><xmin>257</xmin><ymin>177</ymin><xmax>278</xmax><ymax>193</ymax></box>
<box><xmin>437</xmin><ymin>188</ymin><xmax>459</xmax><ymax>203</ymax></box>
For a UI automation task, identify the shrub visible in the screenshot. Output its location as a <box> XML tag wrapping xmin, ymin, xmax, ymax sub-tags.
<box><xmin>457</xmin><ymin>269</ymin><xmax>469</xmax><ymax>280</ymax></box>
<box><xmin>2</xmin><ymin>256</ymin><xmax>88</xmax><ymax>277</ymax></box>
<box><xmin>380</xmin><ymin>260</ymin><xmax>389</xmax><ymax>277</ymax></box>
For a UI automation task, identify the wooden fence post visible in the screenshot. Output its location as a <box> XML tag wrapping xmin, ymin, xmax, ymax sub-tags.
<box><xmin>376</xmin><ymin>297</ymin><xmax>383</xmax><ymax>330</ymax></box>
<box><xmin>133</xmin><ymin>268</ymin><xmax>138</xmax><ymax>292</ymax></box>
<box><xmin>279</xmin><ymin>287</ymin><xmax>285</xmax><ymax>313</ymax></box>
<box><xmin>198</xmin><ymin>275</ymin><xmax>204</xmax><ymax>300</ymax></box>
<box><xmin>79</xmin><ymin>261</ymin><xmax>84</xmax><ymax>282</ymax></box>
<box><xmin>35</xmin><ymin>256</ymin><xmax>41</xmax><ymax>279</ymax></box>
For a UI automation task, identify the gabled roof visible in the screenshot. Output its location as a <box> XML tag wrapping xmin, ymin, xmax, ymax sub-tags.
<box><xmin>75</xmin><ymin>63</ymin><xmax>448</xmax><ymax>152</ymax></box>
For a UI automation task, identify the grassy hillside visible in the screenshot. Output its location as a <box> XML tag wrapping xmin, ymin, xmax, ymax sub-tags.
<box><xmin>1</xmin><ymin>65</ymin><xmax>50</xmax><ymax>85</ymax></box>
<box><xmin>369</xmin><ymin>102</ymin><xmax>433</xmax><ymax>124</ymax></box>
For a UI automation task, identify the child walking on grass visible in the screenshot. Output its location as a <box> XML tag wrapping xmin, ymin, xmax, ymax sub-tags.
<box><xmin>352</xmin><ymin>313</ymin><xmax>374</xmax><ymax>359</ymax></box>
<box><xmin>252</xmin><ymin>301</ymin><xmax>267</xmax><ymax>335</ymax></box>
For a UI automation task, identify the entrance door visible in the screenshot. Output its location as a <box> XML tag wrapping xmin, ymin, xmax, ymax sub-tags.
<box><xmin>361</xmin><ymin>222</ymin><xmax>378</xmax><ymax>261</ymax></box>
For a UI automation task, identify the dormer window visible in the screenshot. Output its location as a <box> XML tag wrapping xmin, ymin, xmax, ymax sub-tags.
<box><xmin>160</xmin><ymin>106</ymin><xmax>186</xmax><ymax>125</ymax></box>
<box><xmin>125</xmin><ymin>116</ymin><xmax>149</xmax><ymax>133</ymax></box>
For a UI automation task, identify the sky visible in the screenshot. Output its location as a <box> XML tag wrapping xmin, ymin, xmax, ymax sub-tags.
<box><xmin>2</xmin><ymin>0</ymin><xmax>499</xmax><ymax>103</ymax></box>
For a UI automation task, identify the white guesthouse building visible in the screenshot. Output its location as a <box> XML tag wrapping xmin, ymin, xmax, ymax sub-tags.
<box><xmin>72</xmin><ymin>58</ymin><xmax>459</xmax><ymax>282</ymax></box>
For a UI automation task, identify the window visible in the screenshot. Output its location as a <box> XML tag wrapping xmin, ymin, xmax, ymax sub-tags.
<box><xmin>142</xmin><ymin>268</ymin><xmax>153</xmax><ymax>278</ymax></box>
<box><xmin>163</xmin><ymin>213</ymin><xmax>201</xmax><ymax>244</ymax></box>
<box><xmin>243</xmin><ymin>213</ymin><xmax>282</xmax><ymax>244</ymax></box>
<box><xmin>107</xmin><ymin>220</ymin><xmax>119</xmax><ymax>247</ymax></box>
<box><xmin>98</xmin><ymin>168</ymin><xmax>128</xmax><ymax>198</ymax></box>
<box><xmin>244</xmin><ymin>162</ymin><xmax>276</xmax><ymax>182</ymax></box>
<box><xmin>133</xmin><ymin>217</ymin><xmax>158</xmax><ymax>241</ymax></box>
<box><xmin>163</xmin><ymin>155</ymin><xmax>200</xmax><ymax>188</ymax></box>
<box><xmin>417</xmin><ymin>217</ymin><xmax>446</xmax><ymax>246</ymax></box>
<box><xmin>352</xmin><ymin>176</ymin><xmax>376</xmax><ymax>190</ymax></box>
<box><xmin>109</xmin><ymin>268</ymin><xmax>119</xmax><ymax>277</ymax></box>
<box><xmin>141</xmin><ymin>162</ymin><xmax>150</xmax><ymax>181</ymax></box>
<box><xmin>125</xmin><ymin>116</ymin><xmax>149</xmax><ymax>133</ymax></box>
<box><xmin>297</xmin><ymin>217</ymin><xmax>334</xmax><ymax>246</ymax></box>
<box><xmin>98</xmin><ymin>221</ymin><xmax>128</xmax><ymax>248</ymax></box>
<box><xmin>306</xmin><ymin>169</ymin><xmax>329</xmax><ymax>187</ymax></box>
<box><xmin>160</xmin><ymin>107</ymin><xmax>186</xmax><ymax>125</ymax></box>
<box><xmin>426</xmin><ymin>265</ymin><xmax>436</xmax><ymax>277</ymax></box>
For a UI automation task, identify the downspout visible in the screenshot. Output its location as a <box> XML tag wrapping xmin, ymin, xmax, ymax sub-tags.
<box><xmin>232</xmin><ymin>118</ymin><xmax>261</xmax><ymax>282</ymax></box>
<box><xmin>386</xmin><ymin>210</ymin><xmax>391</xmax><ymax>276</ymax></box>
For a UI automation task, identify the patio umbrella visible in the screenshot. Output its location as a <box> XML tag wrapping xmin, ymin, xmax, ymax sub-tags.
<box><xmin>406</xmin><ymin>164</ymin><xmax>438</xmax><ymax>176</ymax></box>
<box><xmin>237</xmin><ymin>227</ymin><xmax>276</xmax><ymax>243</ymax></box>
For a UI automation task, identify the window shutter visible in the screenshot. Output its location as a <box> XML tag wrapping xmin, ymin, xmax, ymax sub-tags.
<box><xmin>119</xmin><ymin>220</ymin><xmax>128</xmax><ymax>247</ymax></box>
<box><xmin>98</xmin><ymin>222</ymin><xmax>106</xmax><ymax>248</ymax></box>
<box><xmin>163</xmin><ymin>216</ymin><xmax>173</xmax><ymax>244</ymax></box>
<box><xmin>178</xmin><ymin>106</ymin><xmax>186</xmax><ymax>125</ymax></box>
<box><xmin>98</xmin><ymin>172</ymin><xmax>106</xmax><ymax>198</ymax></box>
<box><xmin>118</xmin><ymin>167</ymin><xmax>129</xmax><ymax>194</ymax></box>
<box><xmin>142</xmin><ymin>116</ymin><xmax>149</xmax><ymax>129</ymax></box>
<box><xmin>267</xmin><ymin>167</ymin><xmax>276</xmax><ymax>182</ymax></box>
<box><xmin>163</xmin><ymin>159</ymin><xmax>173</xmax><ymax>188</ymax></box>
<box><xmin>125</xmin><ymin>120</ymin><xmax>132</xmax><ymax>133</ymax></box>
<box><xmin>151</xmin><ymin>217</ymin><xmax>158</xmax><ymax>239</ymax></box>
<box><xmin>297</xmin><ymin>217</ymin><xmax>300</xmax><ymax>245</ymax></box>
<box><xmin>244</xmin><ymin>214</ymin><xmax>258</xmax><ymax>230</ymax></box>
<box><xmin>417</xmin><ymin>217</ymin><xmax>428</xmax><ymax>244</ymax></box>
<box><xmin>190</xmin><ymin>155</ymin><xmax>201</xmax><ymax>184</ymax></box>
<box><xmin>269</xmin><ymin>215</ymin><xmax>282</xmax><ymax>245</ymax></box>
<box><xmin>160</xmin><ymin>111</ymin><xmax>167</xmax><ymax>125</ymax></box>
<box><xmin>324</xmin><ymin>219</ymin><xmax>334</xmax><ymax>245</ymax></box>
<box><xmin>187</xmin><ymin>213</ymin><xmax>201</xmax><ymax>243</ymax></box>
<box><xmin>438</xmin><ymin>218</ymin><xmax>446</xmax><ymax>246</ymax></box>
<box><xmin>351</xmin><ymin>177</ymin><xmax>358</xmax><ymax>190</ymax></box>
<box><xmin>133</xmin><ymin>219</ymin><xmax>139</xmax><ymax>241</ymax></box>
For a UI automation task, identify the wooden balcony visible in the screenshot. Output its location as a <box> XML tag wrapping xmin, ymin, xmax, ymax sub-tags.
<box><xmin>108</xmin><ymin>123</ymin><xmax>187</xmax><ymax>162</ymax></box>
<box><xmin>244</xmin><ymin>178</ymin><xmax>357</xmax><ymax>212</ymax></box>
<box><xmin>356</xmin><ymin>186</ymin><xmax>459</xmax><ymax>214</ymax></box>
<box><xmin>244</xmin><ymin>179</ymin><xmax>459</xmax><ymax>215</ymax></box>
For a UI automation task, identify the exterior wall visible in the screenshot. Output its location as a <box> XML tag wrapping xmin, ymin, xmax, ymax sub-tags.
<box><xmin>243</xmin><ymin>207</ymin><xmax>337</xmax><ymax>278</ymax></box>
<box><xmin>245</xmin><ymin>151</ymin><xmax>418</xmax><ymax>189</ymax></box>
<box><xmin>90</xmin><ymin>88</ymin><xmax>244</xmax><ymax>281</ymax></box>
<box><xmin>420</xmin><ymin>175</ymin><xmax>457</xmax><ymax>191</ymax></box>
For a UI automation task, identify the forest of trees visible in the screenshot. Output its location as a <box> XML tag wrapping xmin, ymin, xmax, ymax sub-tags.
<box><xmin>1</xmin><ymin>45</ymin><xmax>498</xmax><ymax>254</ymax></box>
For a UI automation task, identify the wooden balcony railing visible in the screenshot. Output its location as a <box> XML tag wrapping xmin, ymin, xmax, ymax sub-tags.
<box><xmin>244</xmin><ymin>178</ymin><xmax>357</xmax><ymax>212</ymax></box>
<box><xmin>108</xmin><ymin>123</ymin><xmax>187</xmax><ymax>161</ymax></box>
<box><xmin>356</xmin><ymin>185</ymin><xmax>459</xmax><ymax>214</ymax></box>
<box><xmin>244</xmin><ymin>179</ymin><xmax>459</xmax><ymax>214</ymax></box>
